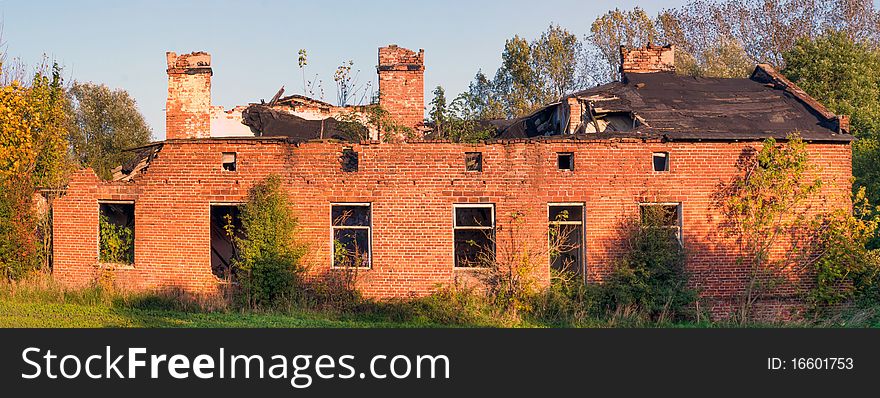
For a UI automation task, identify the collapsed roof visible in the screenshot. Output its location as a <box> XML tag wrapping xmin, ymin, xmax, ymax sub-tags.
<box><xmin>241</xmin><ymin>105</ymin><xmax>365</xmax><ymax>141</ymax></box>
<box><xmin>243</xmin><ymin>64</ymin><xmax>854</xmax><ymax>143</ymax></box>
<box><xmin>111</xmin><ymin>144</ymin><xmax>161</xmax><ymax>181</ymax></box>
<box><xmin>497</xmin><ymin>64</ymin><xmax>852</xmax><ymax>143</ymax></box>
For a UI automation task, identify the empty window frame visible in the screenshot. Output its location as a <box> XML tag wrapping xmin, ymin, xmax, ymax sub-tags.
<box><xmin>331</xmin><ymin>203</ymin><xmax>372</xmax><ymax>268</ymax></box>
<box><xmin>652</xmin><ymin>152</ymin><xmax>669</xmax><ymax>172</ymax></box>
<box><xmin>210</xmin><ymin>204</ymin><xmax>243</xmax><ymax>280</ymax></box>
<box><xmin>557</xmin><ymin>152</ymin><xmax>574</xmax><ymax>170</ymax></box>
<box><xmin>465</xmin><ymin>152</ymin><xmax>483</xmax><ymax>172</ymax></box>
<box><xmin>548</xmin><ymin>204</ymin><xmax>584</xmax><ymax>275</ymax></box>
<box><xmin>222</xmin><ymin>152</ymin><xmax>237</xmax><ymax>171</ymax></box>
<box><xmin>340</xmin><ymin>147</ymin><xmax>359</xmax><ymax>172</ymax></box>
<box><xmin>453</xmin><ymin>204</ymin><xmax>495</xmax><ymax>268</ymax></box>
<box><xmin>98</xmin><ymin>201</ymin><xmax>135</xmax><ymax>264</ymax></box>
<box><xmin>639</xmin><ymin>203</ymin><xmax>682</xmax><ymax>243</ymax></box>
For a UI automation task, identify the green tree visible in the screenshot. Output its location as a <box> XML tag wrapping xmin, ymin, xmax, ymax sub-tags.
<box><xmin>423</xmin><ymin>85</ymin><xmax>494</xmax><ymax>143</ymax></box>
<box><xmin>533</xmin><ymin>25</ymin><xmax>584</xmax><ymax>100</ymax></box>
<box><xmin>494</xmin><ymin>25</ymin><xmax>583</xmax><ymax>117</ymax></box>
<box><xmin>451</xmin><ymin>71</ymin><xmax>504</xmax><ymax>120</ymax></box>
<box><xmin>0</xmin><ymin>174</ymin><xmax>40</xmax><ymax>280</ymax></box>
<box><xmin>587</xmin><ymin>5</ymin><xmax>756</xmax><ymax>80</ymax></box>
<box><xmin>656</xmin><ymin>0</ymin><xmax>880</xmax><ymax>70</ymax></box>
<box><xmin>493</xmin><ymin>35</ymin><xmax>541</xmax><ymax>118</ymax></box>
<box><xmin>461</xmin><ymin>24</ymin><xmax>584</xmax><ymax>119</ymax></box>
<box><xmin>783</xmin><ymin>31</ymin><xmax>880</xmax><ymax>140</ymax></box>
<box><xmin>782</xmin><ymin>31</ymin><xmax>880</xmax><ymax>245</ymax></box>
<box><xmin>428</xmin><ymin>85</ymin><xmax>447</xmax><ymax>132</ymax></box>
<box><xmin>429</xmin><ymin>85</ymin><xmax>496</xmax><ymax>143</ymax></box>
<box><xmin>67</xmin><ymin>82</ymin><xmax>153</xmax><ymax>180</ymax></box>
<box><xmin>717</xmin><ymin>135</ymin><xmax>822</xmax><ymax>322</ymax></box>
<box><xmin>235</xmin><ymin>175</ymin><xmax>306</xmax><ymax>306</ymax></box>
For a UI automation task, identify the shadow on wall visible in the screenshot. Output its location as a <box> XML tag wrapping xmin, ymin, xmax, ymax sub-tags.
<box><xmin>584</xmin><ymin>143</ymin><xmax>817</xmax><ymax>321</ymax></box>
<box><xmin>703</xmin><ymin>144</ymin><xmax>819</xmax><ymax>320</ymax></box>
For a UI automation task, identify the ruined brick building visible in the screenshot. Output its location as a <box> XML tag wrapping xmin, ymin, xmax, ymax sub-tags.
<box><xmin>52</xmin><ymin>44</ymin><xmax>854</xmax><ymax>317</ymax></box>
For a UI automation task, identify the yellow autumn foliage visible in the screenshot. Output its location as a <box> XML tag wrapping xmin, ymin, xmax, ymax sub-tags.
<box><xmin>0</xmin><ymin>61</ymin><xmax>71</xmax><ymax>279</ymax></box>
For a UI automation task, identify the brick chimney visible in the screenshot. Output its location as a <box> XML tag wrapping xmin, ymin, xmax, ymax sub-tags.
<box><xmin>377</xmin><ymin>45</ymin><xmax>425</xmax><ymax>130</ymax></box>
<box><xmin>620</xmin><ymin>44</ymin><xmax>675</xmax><ymax>74</ymax></box>
<box><xmin>166</xmin><ymin>51</ymin><xmax>212</xmax><ymax>140</ymax></box>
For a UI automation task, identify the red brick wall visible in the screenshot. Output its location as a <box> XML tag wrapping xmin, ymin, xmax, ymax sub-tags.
<box><xmin>52</xmin><ymin>138</ymin><xmax>852</xmax><ymax>315</ymax></box>
<box><xmin>378</xmin><ymin>45</ymin><xmax>425</xmax><ymax>131</ymax></box>
<box><xmin>166</xmin><ymin>51</ymin><xmax>212</xmax><ymax>140</ymax></box>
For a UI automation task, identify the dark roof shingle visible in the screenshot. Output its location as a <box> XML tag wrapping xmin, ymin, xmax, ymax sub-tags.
<box><xmin>497</xmin><ymin>66</ymin><xmax>852</xmax><ymax>142</ymax></box>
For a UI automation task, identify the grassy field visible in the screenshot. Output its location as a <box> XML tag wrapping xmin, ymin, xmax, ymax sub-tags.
<box><xmin>0</xmin><ymin>299</ymin><xmax>442</xmax><ymax>328</ymax></box>
<box><xmin>0</xmin><ymin>290</ymin><xmax>741</xmax><ymax>328</ymax></box>
<box><xmin>2</xmin><ymin>277</ymin><xmax>878</xmax><ymax>328</ymax></box>
<box><xmin>0</xmin><ymin>276</ymin><xmax>491</xmax><ymax>328</ymax></box>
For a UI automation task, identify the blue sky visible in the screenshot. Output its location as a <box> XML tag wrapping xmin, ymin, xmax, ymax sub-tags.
<box><xmin>3</xmin><ymin>0</ymin><xmax>701</xmax><ymax>139</ymax></box>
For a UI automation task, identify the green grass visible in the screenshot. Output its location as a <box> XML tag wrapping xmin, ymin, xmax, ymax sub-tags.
<box><xmin>0</xmin><ymin>277</ymin><xmax>455</xmax><ymax>328</ymax></box>
<box><xmin>0</xmin><ymin>297</ymin><xmax>786</xmax><ymax>328</ymax></box>
<box><xmin>0</xmin><ymin>293</ymin><xmax>757</xmax><ymax>328</ymax></box>
<box><xmin>3</xmin><ymin>276</ymin><xmax>878</xmax><ymax>328</ymax></box>
<box><xmin>0</xmin><ymin>300</ymin><xmax>438</xmax><ymax>328</ymax></box>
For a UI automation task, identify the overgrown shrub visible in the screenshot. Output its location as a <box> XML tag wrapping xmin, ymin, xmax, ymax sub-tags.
<box><xmin>346</xmin><ymin>285</ymin><xmax>502</xmax><ymax>327</ymax></box>
<box><xmin>803</xmin><ymin>188</ymin><xmax>880</xmax><ymax>305</ymax></box>
<box><xmin>234</xmin><ymin>175</ymin><xmax>307</xmax><ymax>307</ymax></box>
<box><xmin>527</xmin><ymin>270</ymin><xmax>602</xmax><ymax>326</ymax></box>
<box><xmin>295</xmin><ymin>267</ymin><xmax>362</xmax><ymax>313</ymax></box>
<box><xmin>336</xmin><ymin>104</ymin><xmax>415</xmax><ymax>142</ymax></box>
<box><xmin>98</xmin><ymin>214</ymin><xmax>133</xmax><ymax>264</ymax></box>
<box><xmin>0</xmin><ymin>175</ymin><xmax>41</xmax><ymax>280</ymax></box>
<box><xmin>716</xmin><ymin>134</ymin><xmax>821</xmax><ymax>322</ymax></box>
<box><xmin>596</xmin><ymin>209</ymin><xmax>697</xmax><ymax>322</ymax></box>
<box><xmin>477</xmin><ymin>211</ymin><xmax>543</xmax><ymax>318</ymax></box>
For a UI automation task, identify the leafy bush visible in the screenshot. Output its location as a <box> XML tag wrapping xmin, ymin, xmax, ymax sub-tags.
<box><xmin>0</xmin><ymin>175</ymin><xmax>41</xmax><ymax>279</ymax></box>
<box><xmin>597</xmin><ymin>210</ymin><xmax>697</xmax><ymax>322</ymax></box>
<box><xmin>477</xmin><ymin>211</ymin><xmax>542</xmax><ymax>318</ymax></box>
<box><xmin>527</xmin><ymin>270</ymin><xmax>603</xmax><ymax>327</ymax></box>
<box><xmin>716</xmin><ymin>135</ymin><xmax>821</xmax><ymax>321</ymax></box>
<box><xmin>234</xmin><ymin>175</ymin><xmax>306</xmax><ymax>307</ymax></box>
<box><xmin>335</xmin><ymin>105</ymin><xmax>414</xmax><ymax>143</ymax></box>
<box><xmin>294</xmin><ymin>267</ymin><xmax>362</xmax><ymax>313</ymax></box>
<box><xmin>805</xmin><ymin>188</ymin><xmax>880</xmax><ymax>305</ymax></box>
<box><xmin>98</xmin><ymin>214</ymin><xmax>133</xmax><ymax>264</ymax></box>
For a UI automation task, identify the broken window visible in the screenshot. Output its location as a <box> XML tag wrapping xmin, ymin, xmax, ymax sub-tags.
<box><xmin>549</xmin><ymin>204</ymin><xmax>584</xmax><ymax>276</ymax></box>
<box><xmin>340</xmin><ymin>147</ymin><xmax>359</xmax><ymax>172</ymax></box>
<box><xmin>332</xmin><ymin>204</ymin><xmax>371</xmax><ymax>268</ymax></box>
<box><xmin>453</xmin><ymin>204</ymin><xmax>495</xmax><ymax>268</ymax></box>
<box><xmin>639</xmin><ymin>203</ymin><xmax>682</xmax><ymax>243</ymax></box>
<box><xmin>98</xmin><ymin>202</ymin><xmax>135</xmax><ymax>264</ymax></box>
<box><xmin>210</xmin><ymin>205</ymin><xmax>243</xmax><ymax>280</ymax></box>
<box><xmin>222</xmin><ymin>152</ymin><xmax>237</xmax><ymax>171</ymax></box>
<box><xmin>652</xmin><ymin>152</ymin><xmax>669</xmax><ymax>172</ymax></box>
<box><xmin>557</xmin><ymin>152</ymin><xmax>574</xmax><ymax>170</ymax></box>
<box><xmin>465</xmin><ymin>152</ymin><xmax>482</xmax><ymax>172</ymax></box>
